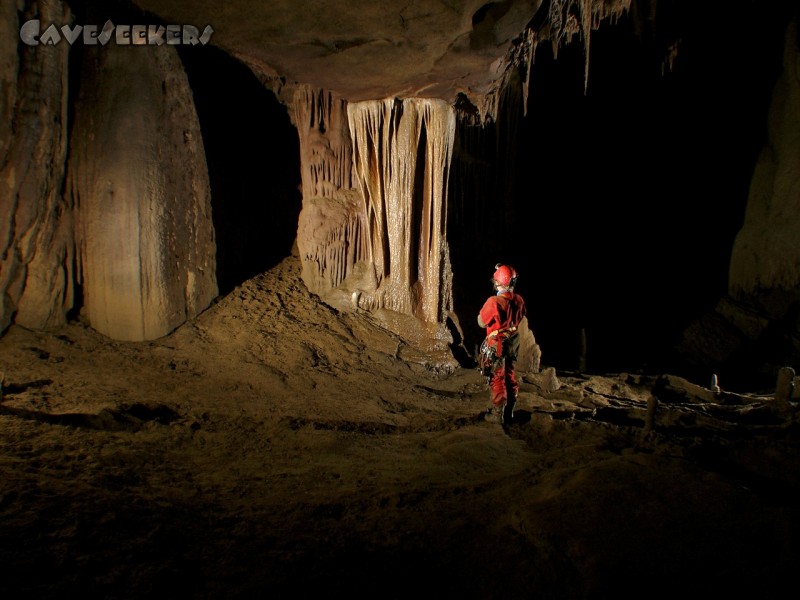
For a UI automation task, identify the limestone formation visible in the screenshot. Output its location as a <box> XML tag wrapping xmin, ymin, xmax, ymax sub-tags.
<box><xmin>297</xmin><ymin>194</ymin><xmax>367</xmax><ymax>296</ymax></box>
<box><xmin>294</xmin><ymin>91</ymin><xmax>462</xmax><ymax>353</ymax></box>
<box><xmin>0</xmin><ymin>0</ymin><xmax>74</xmax><ymax>334</ymax></box>
<box><xmin>68</xmin><ymin>42</ymin><xmax>217</xmax><ymax>341</ymax></box>
<box><xmin>644</xmin><ymin>395</ymin><xmax>658</xmax><ymax>432</ymax></box>
<box><xmin>293</xmin><ymin>86</ymin><xmax>367</xmax><ymax>295</ymax></box>
<box><xmin>516</xmin><ymin>317</ymin><xmax>542</xmax><ymax>374</ymax></box>
<box><xmin>522</xmin><ymin>366</ymin><xmax>560</xmax><ymax>394</ymax></box>
<box><xmin>348</xmin><ymin>98</ymin><xmax>456</xmax><ymax>325</ymax></box>
<box><xmin>775</xmin><ymin>366</ymin><xmax>795</xmax><ymax>405</ymax></box>
<box><xmin>729</xmin><ymin>20</ymin><xmax>800</xmax><ymax>306</ymax></box>
<box><xmin>293</xmin><ymin>86</ymin><xmax>356</xmax><ymax>201</ymax></box>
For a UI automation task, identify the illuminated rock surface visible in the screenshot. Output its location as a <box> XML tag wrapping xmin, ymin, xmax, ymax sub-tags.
<box><xmin>68</xmin><ymin>42</ymin><xmax>218</xmax><ymax>341</ymax></box>
<box><xmin>0</xmin><ymin>0</ymin><xmax>73</xmax><ymax>332</ymax></box>
<box><xmin>1</xmin><ymin>1</ymin><xmax>800</xmax><ymax>597</ymax></box>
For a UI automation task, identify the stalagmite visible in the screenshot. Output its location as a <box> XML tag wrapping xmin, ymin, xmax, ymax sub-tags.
<box><xmin>579</xmin><ymin>328</ymin><xmax>588</xmax><ymax>372</ymax></box>
<box><xmin>516</xmin><ymin>317</ymin><xmax>542</xmax><ymax>374</ymax></box>
<box><xmin>645</xmin><ymin>396</ymin><xmax>659</xmax><ymax>432</ymax></box>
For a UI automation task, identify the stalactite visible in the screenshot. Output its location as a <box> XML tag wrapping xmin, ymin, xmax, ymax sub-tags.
<box><xmin>549</xmin><ymin>0</ymin><xmax>567</xmax><ymax>58</ymax></box>
<box><xmin>347</xmin><ymin>98</ymin><xmax>456</xmax><ymax>324</ymax></box>
<box><xmin>522</xmin><ymin>28</ymin><xmax>539</xmax><ymax>117</ymax></box>
<box><xmin>293</xmin><ymin>85</ymin><xmax>355</xmax><ymax>200</ymax></box>
<box><xmin>478</xmin><ymin>0</ymin><xmax>634</xmax><ymax>123</ymax></box>
<box><xmin>582</xmin><ymin>0</ymin><xmax>593</xmax><ymax>93</ymax></box>
<box><xmin>294</xmin><ymin>85</ymin><xmax>370</xmax><ymax>296</ymax></box>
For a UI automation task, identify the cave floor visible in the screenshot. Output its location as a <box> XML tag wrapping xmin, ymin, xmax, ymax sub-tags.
<box><xmin>1</xmin><ymin>257</ymin><xmax>799</xmax><ymax>599</ymax></box>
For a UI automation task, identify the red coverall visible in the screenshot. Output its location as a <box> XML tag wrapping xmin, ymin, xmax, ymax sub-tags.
<box><xmin>478</xmin><ymin>290</ymin><xmax>527</xmax><ymax>409</ymax></box>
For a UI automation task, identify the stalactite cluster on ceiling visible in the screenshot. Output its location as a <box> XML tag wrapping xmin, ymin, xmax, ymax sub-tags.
<box><xmin>477</xmin><ymin>0</ymin><xmax>640</xmax><ymax>122</ymax></box>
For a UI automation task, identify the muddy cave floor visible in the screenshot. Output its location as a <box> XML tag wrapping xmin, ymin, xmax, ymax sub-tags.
<box><xmin>1</xmin><ymin>256</ymin><xmax>799</xmax><ymax>600</ymax></box>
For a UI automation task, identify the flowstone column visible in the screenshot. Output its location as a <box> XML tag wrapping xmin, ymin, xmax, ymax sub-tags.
<box><xmin>69</xmin><ymin>43</ymin><xmax>217</xmax><ymax>342</ymax></box>
<box><xmin>347</xmin><ymin>98</ymin><xmax>456</xmax><ymax>325</ymax></box>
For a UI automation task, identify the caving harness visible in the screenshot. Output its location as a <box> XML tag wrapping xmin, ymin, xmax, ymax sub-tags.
<box><xmin>478</xmin><ymin>325</ymin><xmax>517</xmax><ymax>384</ymax></box>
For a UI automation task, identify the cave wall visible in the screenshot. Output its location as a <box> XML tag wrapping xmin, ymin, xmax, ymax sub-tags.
<box><xmin>0</xmin><ymin>0</ymin><xmax>74</xmax><ymax>333</ymax></box>
<box><xmin>68</xmin><ymin>39</ymin><xmax>217</xmax><ymax>341</ymax></box>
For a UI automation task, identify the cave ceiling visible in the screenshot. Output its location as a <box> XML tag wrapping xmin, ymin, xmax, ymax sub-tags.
<box><xmin>132</xmin><ymin>0</ymin><xmax>544</xmax><ymax>101</ymax></box>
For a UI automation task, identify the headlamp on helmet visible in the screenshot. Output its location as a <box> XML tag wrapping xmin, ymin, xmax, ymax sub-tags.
<box><xmin>493</xmin><ymin>263</ymin><xmax>518</xmax><ymax>288</ymax></box>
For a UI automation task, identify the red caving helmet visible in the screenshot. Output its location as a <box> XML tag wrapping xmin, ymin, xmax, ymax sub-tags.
<box><xmin>493</xmin><ymin>263</ymin><xmax>518</xmax><ymax>287</ymax></box>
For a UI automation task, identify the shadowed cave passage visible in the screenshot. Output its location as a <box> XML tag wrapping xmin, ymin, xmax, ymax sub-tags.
<box><xmin>178</xmin><ymin>45</ymin><xmax>302</xmax><ymax>296</ymax></box>
<box><xmin>449</xmin><ymin>4</ymin><xmax>789</xmax><ymax>383</ymax></box>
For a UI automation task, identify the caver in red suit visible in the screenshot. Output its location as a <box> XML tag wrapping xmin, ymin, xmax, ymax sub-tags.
<box><xmin>477</xmin><ymin>263</ymin><xmax>526</xmax><ymax>424</ymax></box>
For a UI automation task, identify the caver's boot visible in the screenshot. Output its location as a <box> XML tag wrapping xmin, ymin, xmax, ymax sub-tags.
<box><xmin>484</xmin><ymin>404</ymin><xmax>505</xmax><ymax>424</ymax></box>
